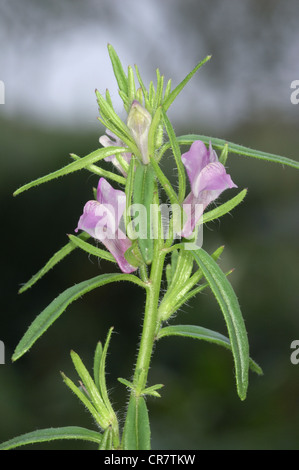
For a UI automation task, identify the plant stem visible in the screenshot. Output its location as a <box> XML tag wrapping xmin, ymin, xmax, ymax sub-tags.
<box><xmin>121</xmin><ymin>187</ymin><xmax>166</xmax><ymax>450</ymax></box>
<box><xmin>133</xmin><ymin>250</ymin><xmax>165</xmax><ymax>395</ymax></box>
<box><xmin>132</xmin><ymin>190</ymin><xmax>165</xmax><ymax>395</ymax></box>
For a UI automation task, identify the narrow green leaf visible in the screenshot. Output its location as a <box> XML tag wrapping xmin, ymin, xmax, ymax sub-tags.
<box><xmin>148</xmin><ymin>81</ymin><xmax>156</xmax><ymax>109</ymax></box>
<box><xmin>163</xmin><ymin>55</ymin><xmax>211</xmax><ymax>111</ymax></box>
<box><xmin>13</xmin><ymin>147</ymin><xmax>127</xmax><ymax>196</ymax></box>
<box><xmin>70</xmin><ymin>350</ymin><xmax>109</xmax><ymax>421</ymax></box>
<box><xmin>159</xmin><ymin>245</ymin><xmax>227</xmax><ymax>321</ymax></box>
<box><xmin>70</xmin><ymin>153</ymin><xmax>126</xmax><ymax>185</ymax></box>
<box><xmin>219</xmin><ymin>143</ymin><xmax>228</xmax><ymax>165</ymax></box>
<box><xmin>156</xmin><ymin>324</ymin><xmax>262</xmax><ymax>376</ymax></box>
<box><xmin>134</xmin><ymin>65</ymin><xmax>150</xmax><ymax>107</ymax></box>
<box><xmin>168</xmin><ymin>249</ymin><xmax>194</xmax><ymax>291</ymax></box>
<box><xmin>136</xmin><ymin>87</ymin><xmax>144</xmax><ymax>106</ymax></box>
<box><xmin>105</xmin><ymin>88</ymin><xmax>114</xmax><ymax>109</ymax></box>
<box><xmin>158</xmin><ymin>248</ymin><xmax>194</xmax><ymax>321</ymax></box>
<box><xmin>173</xmin><ymin>269</ymin><xmax>234</xmax><ymax>317</ymax></box>
<box><xmin>192</xmin><ymin>249</ymin><xmax>250</xmax><ymax>400</ymax></box>
<box><xmin>164</xmin><ymin>78</ymin><xmax>172</xmax><ymax>100</ymax></box>
<box><xmin>67</xmin><ymin>234</ymin><xmax>115</xmax><ymax>263</ymax></box>
<box><xmin>202</xmin><ymin>189</ymin><xmax>247</xmax><ymax>224</ymax></box>
<box><xmin>176</xmin><ymin>134</ymin><xmax>299</xmax><ymax>170</ymax></box>
<box><xmin>141</xmin><ymin>383</ymin><xmax>164</xmax><ymax>398</ymax></box>
<box><xmin>18</xmin><ymin>232</ymin><xmax>90</xmax><ymax>294</ymax></box>
<box><xmin>98</xmin><ymin>328</ymin><xmax>115</xmax><ymax>416</ymax></box>
<box><xmin>93</xmin><ymin>341</ymin><xmax>103</xmax><ymax>391</ymax></box>
<box><xmin>154</xmin><ymin>70</ymin><xmax>164</xmax><ymax>110</ymax></box>
<box><xmin>96</xmin><ymin>90</ymin><xmax>138</xmax><ymax>155</ymax></box>
<box><xmin>117</xmin><ymin>377</ymin><xmax>135</xmax><ymax>390</ymax></box>
<box><xmin>107</xmin><ymin>44</ymin><xmax>128</xmax><ymax>95</ymax></box>
<box><xmin>165</xmin><ymin>249</ymin><xmax>179</xmax><ymax>288</ymax></box>
<box><xmin>61</xmin><ymin>372</ymin><xmax>105</xmax><ymax>427</ymax></box>
<box><xmin>13</xmin><ymin>273</ymin><xmax>145</xmax><ymax>362</ymax></box>
<box><xmin>98</xmin><ymin>114</ymin><xmax>135</xmax><ymax>155</ymax></box>
<box><xmin>127</xmin><ymin>65</ymin><xmax>136</xmax><ymax>106</ymax></box>
<box><xmin>119</xmin><ymin>89</ymin><xmax>130</xmax><ymax>111</ymax></box>
<box><xmin>162</xmin><ymin>108</ymin><xmax>186</xmax><ymax>202</ymax></box>
<box><xmin>0</xmin><ymin>426</ymin><xmax>102</xmax><ymax>450</ymax></box>
<box><xmin>122</xmin><ymin>395</ymin><xmax>151</xmax><ymax>450</ymax></box>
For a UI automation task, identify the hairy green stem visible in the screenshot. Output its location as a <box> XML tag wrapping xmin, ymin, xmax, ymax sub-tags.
<box><xmin>132</xmin><ymin>190</ymin><xmax>165</xmax><ymax>395</ymax></box>
<box><xmin>133</xmin><ymin>250</ymin><xmax>165</xmax><ymax>395</ymax></box>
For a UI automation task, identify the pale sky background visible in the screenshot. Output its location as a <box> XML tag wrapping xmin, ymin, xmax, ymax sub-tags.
<box><xmin>0</xmin><ymin>0</ymin><xmax>299</xmax><ymax>132</ymax></box>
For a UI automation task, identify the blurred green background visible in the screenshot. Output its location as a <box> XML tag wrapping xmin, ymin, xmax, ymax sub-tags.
<box><xmin>1</xmin><ymin>0</ymin><xmax>299</xmax><ymax>450</ymax></box>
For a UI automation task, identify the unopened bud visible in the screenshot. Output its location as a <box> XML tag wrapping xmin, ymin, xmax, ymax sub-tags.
<box><xmin>127</xmin><ymin>100</ymin><xmax>152</xmax><ymax>164</ymax></box>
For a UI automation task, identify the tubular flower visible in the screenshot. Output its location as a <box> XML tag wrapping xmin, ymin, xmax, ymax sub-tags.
<box><xmin>180</xmin><ymin>140</ymin><xmax>237</xmax><ymax>238</ymax></box>
<box><xmin>75</xmin><ymin>178</ymin><xmax>137</xmax><ymax>273</ymax></box>
<box><xmin>99</xmin><ymin>129</ymin><xmax>131</xmax><ymax>176</ymax></box>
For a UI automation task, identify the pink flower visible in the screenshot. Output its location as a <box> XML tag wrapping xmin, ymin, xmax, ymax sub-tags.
<box><xmin>99</xmin><ymin>129</ymin><xmax>131</xmax><ymax>176</ymax></box>
<box><xmin>75</xmin><ymin>178</ymin><xmax>137</xmax><ymax>273</ymax></box>
<box><xmin>180</xmin><ymin>140</ymin><xmax>237</xmax><ymax>238</ymax></box>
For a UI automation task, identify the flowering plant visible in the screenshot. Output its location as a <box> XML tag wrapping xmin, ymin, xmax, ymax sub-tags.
<box><xmin>1</xmin><ymin>45</ymin><xmax>299</xmax><ymax>450</ymax></box>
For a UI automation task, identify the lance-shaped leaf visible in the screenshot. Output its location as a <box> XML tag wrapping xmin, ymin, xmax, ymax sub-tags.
<box><xmin>93</xmin><ymin>341</ymin><xmax>103</xmax><ymax>391</ymax></box>
<box><xmin>176</xmin><ymin>135</ymin><xmax>299</xmax><ymax>170</ymax></box>
<box><xmin>0</xmin><ymin>426</ymin><xmax>102</xmax><ymax>450</ymax></box>
<box><xmin>192</xmin><ymin>249</ymin><xmax>250</xmax><ymax>400</ymax></box>
<box><xmin>153</xmin><ymin>69</ymin><xmax>164</xmax><ymax>110</ymax></box>
<box><xmin>70</xmin><ymin>153</ymin><xmax>126</xmax><ymax>185</ymax></box>
<box><xmin>202</xmin><ymin>188</ymin><xmax>247</xmax><ymax>224</ymax></box>
<box><xmin>61</xmin><ymin>372</ymin><xmax>107</xmax><ymax>428</ymax></box>
<box><xmin>134</xmin><ymin>64</ymin><xmax>150</xmax><ymax>110</ymax></box>
<box><xmin>117</xmin><ymin>377</ymin><xmax>135</xmax><ymax>390</ymax></box>
<box><xmin>96</xmin><ymin>91</ymin><xmax>138</xmax><ymax>152</ymax></box>
<box><xmin>141</xmin><ymin>383</ymin><xmax>164</xmax><ymax>398</ymax></box>
<box><xmin>12</xmin><ymin>273</ymin><xmax>145</xmax><ymax>362</ymax></box>
<box><xmin>122</xmin><ymin>395</ymin><xmax>151</xmax><ymax>450</ymax></box>
<box><xmin>70</xmin><ymin>350</ymin><xmax>110</xmax><ymax>425</ymax></box>
<box><xmin>67</xmin><ymin>234</ymin><xmax>116</xmax><ymax>263</ymax></box>
<box><xmin>107</xmin><ymin>44</ymin><xmax>128</xmax><ymax>96</ymax></box>
<box><xmin>13</xmin><ymin>147</ymin><xmax>127</xmax><ymax>196</ymax></box>
<box><xmin>96</xmin><ymin>328</ymin><xmax>116</xmax><ymax>417</ymax></box>
<box><xmin>163</xmin><ymin>55</ymin><xmax>211</xmax><ymax>111</ymax></box>
<box><xmin>19</xmin><ymin>232</ymin><xmax>90</xmax><ymax>294</ymax></box>
<box><xmin>127</xmin><ymin>65</ymin><xmax>136</xmax><ymax>106</ymax></box>
<box><xmin>156</xmin><ymin>324</ymin><xmax>263</xmax><ymax>376</ymax></box>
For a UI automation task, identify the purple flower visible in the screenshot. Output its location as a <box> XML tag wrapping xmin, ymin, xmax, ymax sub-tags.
<box><xmin>180</xmin><ymin>140</ymin><xmax>237</xmax><ymax>238</ymax></box>
<box><xmin>99</xmin><ymin>129</ymin><xmax>131</xmax><ymax>176</ymax></box>
<box><xmin>75</xmin><ymin>178</ymin><xmax>137</xmax><ymax>274</ymax></box>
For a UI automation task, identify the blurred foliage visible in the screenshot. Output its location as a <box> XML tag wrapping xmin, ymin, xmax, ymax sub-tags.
<box><xmin>0</xmin><ymin>113</ymin><xmax>298</xmax><ymax>449</ymax></box>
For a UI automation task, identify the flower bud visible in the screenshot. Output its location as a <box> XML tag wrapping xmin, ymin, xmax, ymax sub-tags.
<box><xmin>127</xmin><ymin>100</ymin><xmax>152</xmax><ymax>164</ymax></box>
